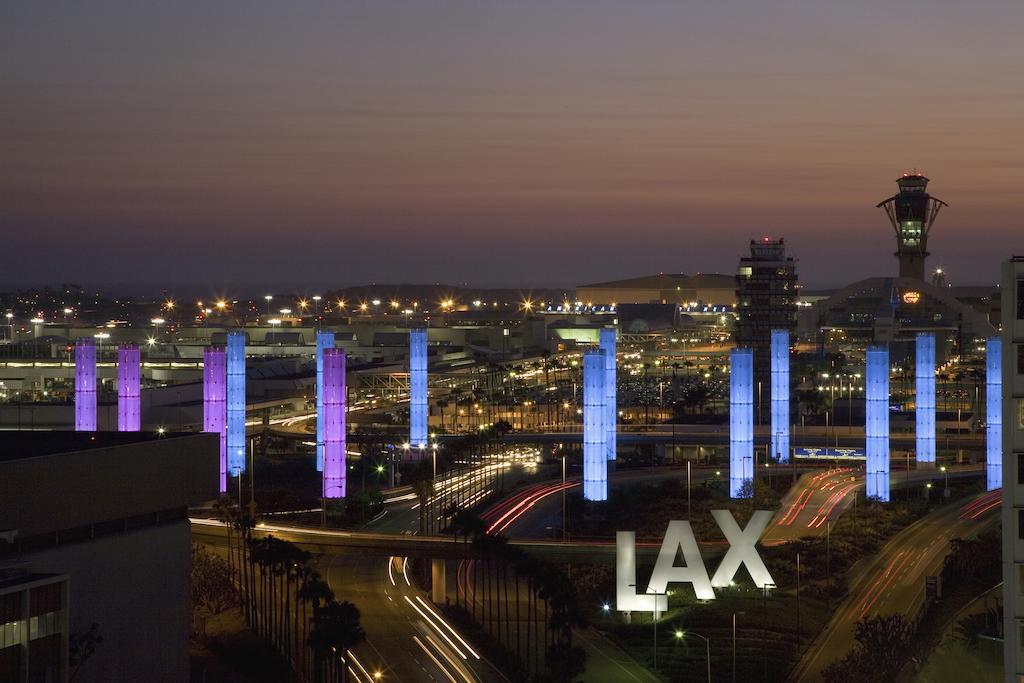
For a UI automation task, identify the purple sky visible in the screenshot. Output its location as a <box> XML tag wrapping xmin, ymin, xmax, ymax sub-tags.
<box><xmin>2</xmin><ymin>1</ymin><xmax>1023</xmax><ymax>291</ymax></box>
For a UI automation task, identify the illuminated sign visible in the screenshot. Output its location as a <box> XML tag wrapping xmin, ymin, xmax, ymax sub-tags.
<box><xmin>794</xmin><ymin>447</ymin><xmax>865</xmax><ymax>459</ymax></box>
<box><xmin>616</xmin><ymin>510</ymin><xmax>774</xmax><ymax>610</ymax></box>
<box><xmin>902</xmin><ymin>291</ymin><xmax>921</xmax><ymax>304</ymax></box>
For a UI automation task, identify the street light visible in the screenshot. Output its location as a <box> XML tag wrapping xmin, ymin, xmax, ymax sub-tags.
<box><xmin>264</xmin><ymin>295</ymin><xmax>273</xmax><ymax>315</ymax></box>
<box><xmin>678</xmin><ymin>630</ymin><xmax>711</xmax><ymax>683</ymax></box>
<box><xmin>733</xmin><ymin>611</ymin><xmax>746</xmax><ymax>683</ymax></box>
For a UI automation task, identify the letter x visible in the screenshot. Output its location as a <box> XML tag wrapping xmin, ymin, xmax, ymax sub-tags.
<box><xmin>710</xmin><ymin>510</ymin><xmax>775</xmax><ymax>588</ymax></box>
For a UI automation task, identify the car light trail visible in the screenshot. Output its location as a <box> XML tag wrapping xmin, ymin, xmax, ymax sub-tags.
<box><xmin>959</xmin><ymin>489</ymin><xmax>1002</xmax><ymax>520</ymax></box>
<box><xmin>404</xmin><ymin>596</ymin><xmax>467</xmax><ymax>659</ymax></box>
<box><xmin>778</xmin><ymin>488</ymin><xmax>812</xmax><ymax>526</ymax></box>
<box><xmin>807</xmin><ymin>482</ymin><xmax>860</xmax><ymax>528</ymax></box>
<box><xmin>412</xmin><ymin>635</ymin><xmax>458</xmax><ymax>683</ymax></box>
<box><xmin>414</xmin><ymin>596</ymin><xmax>480</xmax><ymax>659</ymax></box>
<box><xmin>347</xmin><ymin>649</ymin><xmax>376</xmax><ymax>683</ymax></box>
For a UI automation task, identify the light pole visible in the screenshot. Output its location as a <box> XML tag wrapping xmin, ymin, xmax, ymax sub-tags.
<box><xmin>687</xmin><ymin>460</ymin><xmax>691</xmax><ymax>518</ymax></box>
<box><xmin>677</xmin><ymin>630</ymin><xmax>711</xmax><ymax>683</ymax></box>
<box><xmin>941</xmin><ymin>465</ymin><xmax>949</xmax><ymax>498</ymax></box>
<box><xmin>264</xmin><ymin>294</ymin><xmax>272</xmax><ymax>316</ymax></box>
<box><xmin>732</xmin><ymin>610</ymin><xmax>746</xmax><ymax>683</ymax></box>
<box><xmin>562</xmin><ymin>452</ymin><xmax>567</xmax><ymax>542</ymax></box>
<box><xmin>233</xmin><ymin>466</ymin><xmax>242</xmax><ymax>505</ymax></box>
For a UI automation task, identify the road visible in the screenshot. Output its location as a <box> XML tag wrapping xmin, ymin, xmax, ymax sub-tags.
<box><xmin>765</xmin><ymin>464</ymin><xmax>983</xmax><ymax>543</ymax></box>
<box><xmin>790</xmin><ymin>488</ymin><xmax>1002</xmax><ymax>682</ymax></box>
<box><xmin>320</xmin><ymin>552</ymin><xmax>506</xmax><ymax>683</ymax></box>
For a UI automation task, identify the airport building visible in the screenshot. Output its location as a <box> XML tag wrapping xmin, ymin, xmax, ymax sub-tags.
<box><xmin>735</xmin><ymin>237</ymin><xmax>798</xmax><ymax>377</ymax></box>
<box><xmin>800</xmin><ymin>175</ymin><xmax>997</xmax><ymax>360</ymax></box>
<box><xmin>575</xmin><ymin>273</ymin><xmax>735</xmax><ymax>307</ymax></box>
<box><xmin>1002</xmin><ymin>257</ymin><xmax>1024</xmax><ymax>682</ymax></box>
<box><xmin>0</xmin><ymin>432</ymin><xmax>218</xmax><ymax>682</ymax></box>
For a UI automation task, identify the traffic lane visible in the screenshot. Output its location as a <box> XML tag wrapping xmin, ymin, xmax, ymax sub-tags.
<box><xmin>323</xmin><ymin>553</ymin><xmax>486</xmax><ymax>683</ymax></box>
<box><xmin>793</xmin><ymin>490</ymin><xmax>1000</xmax><ymax>682</ymax></box>
<box><xmin>484</xmin><ymin>466</ymin><xmax>722</xmax><ymax>539</ymax></box>
<box><xmin>767</xmin><ymin>468</ymin><xmax>860</xmax><ymax>542</ymax></box>
<box><xmin>767</xmin><ymin>465</ymin><xmax>985</xmax><ymax>542</ymax></box>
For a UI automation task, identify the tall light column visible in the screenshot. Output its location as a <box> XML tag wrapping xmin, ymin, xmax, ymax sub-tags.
<box><xmin>770</xmin><ymin>330</ymin><xmax>790</xmax><ymax>463</ymax></box>
<box><xmin>866</xmin><ymin>345</ymin><xmax>890</xmax><ymax>502</ymax></box>
<box><xmin>322</xmin><ymin>348</ymin><xmax>347</xmax><ymax>499</ymax></box>
<box><xmin>117</xmin><ymin>344</ymin><xmax>141</xmax><ymax>432</ymax></box>
<box><xmin>730</xmin><ymin>349</ymin><xmax>754</xmax><ymax>498</ymax></box>
<box><xmin>409</xmin><ymin>327</ymin><xmax>428</xmax><ymax>449</ymax></box>
<box><xmin>227</xmin><ymin>331</ymin><xmax>246</xmax><ymax>475</ymax></box>
<box><xmin>600</xmin><ymin>327</ymin><xmax>617</xmax><ymax>461</ymax></box>
<box><xmin>915</xmin><ymin>333</ymin><xmax>935</xmax><ymax>464</ymax></box>
<box><xmin>74</xmin><ymin>338</ymin><xmax>96</xmax><ymax>431</ymax></box>
<box><xmin>583</xmin><ymin>349</ymin><xmax>607</xmax><ymax>501</ymax></box>
<box><xmin>315</xmin><ymin>331</ymin><xmax>335</xmax><ymax>471</ymax></box>
<box><xmin>203</xmin><ymin>347</ymin><xmax>228</xmax><ymax>494</ymax></box>
<box><xmin>986</xmin><ymin>337</ymin><xmax>1002</xmax><ymax>491</ymax></box>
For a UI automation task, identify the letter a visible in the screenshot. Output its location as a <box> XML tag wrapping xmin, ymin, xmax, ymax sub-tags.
<box><xmin>647</xmin><ymin>521</ymin><xmax>714</xmax><ymax>601</ymax></box>
<box><xmin>710</xmin><ymin>509</ymin><xmax>775</xmax><ymax>588</ymax></box>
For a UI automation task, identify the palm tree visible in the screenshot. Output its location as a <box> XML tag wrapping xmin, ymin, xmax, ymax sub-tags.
<box><xmin>436</xmin><ymin>398</ymin><xmax>449</xmax><ymax>432</ymax></box>
<box><xmin>541</xmin><ymin>350</ymin><xmax>553</xmax><ymax>427</ymax></box>
<box><xmin>412</xmin><ymin>478</ymin><xmax>436</xmax><ymax>535</ymax></box>
<box><xmin>298</xmin><ymin>572</ymin><xmax>334</xmax><ymax>680</ymax></box>
<box><xmin>308</xmin><ymin>600</ymin><xmax>365</xmax><ymax>683</ymax></box>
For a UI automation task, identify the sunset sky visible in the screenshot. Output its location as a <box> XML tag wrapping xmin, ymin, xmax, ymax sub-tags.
<box><xmin>2</xmin><ymin>1</ymin><xmax>1022</xmax><ymax>291</ymax></box>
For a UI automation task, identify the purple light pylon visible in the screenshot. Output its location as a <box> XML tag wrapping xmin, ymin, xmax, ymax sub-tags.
<box><xmin>117</xmin><ymin>344</ymin><xmax>141</xmax><ymax>432</ymax></box>
<box><xmin>322</xmin><ymin>348</ymin><xmax>347</xmax><ymax>499</ymax></box>
<box><xmin>204</xmin><ymin>347</ymin><xmax>228</xmax><ymax>494</ymax></box>
<box><xmin>75</xmin><ymin>338</ymin><xmax>97</xmax><ymax>431</ymax></box>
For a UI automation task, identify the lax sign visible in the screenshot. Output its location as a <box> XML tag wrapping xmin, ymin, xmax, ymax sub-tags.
<box><xmin>616</xmin><ymin>510</ymin><xmax>775</xmax><ymax>611</ymax></box>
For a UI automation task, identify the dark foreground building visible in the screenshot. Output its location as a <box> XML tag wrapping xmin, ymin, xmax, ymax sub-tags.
<box><xmin>0</xmin><ymin>432</ymin><xmax>218</xmax><ymax>682</ymax></box>
<box><xmin>736</xmin><ymin>237</ymin><xmax>798</xmax><ymax>377</ymax></box>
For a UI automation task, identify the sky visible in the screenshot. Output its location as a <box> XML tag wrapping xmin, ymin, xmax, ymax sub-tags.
<box><xmin>2</xmin><ymin>1</ymin><xmax>1023</xmax><ymax>292</ymax></box>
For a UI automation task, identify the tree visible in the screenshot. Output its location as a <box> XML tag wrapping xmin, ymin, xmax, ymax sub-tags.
<box><xmin>822</xmin><ymin>614</ymin><xmax>913</xmax><ymax>683</ymax></box>
<box><xmin>436</xmin><ymin>398</ymin><xmax>449</xmax><ymax>432</ymax></box>
<box><xmin>191</xmin><ymin>543</ymin><xmax>237</xmax><ymax>639</ymax></box>
<box><xmin>544</xmin><ymin>642</ymin><xmax>587</xmax><ymax>682</ymax></box>
<box><xmin>412</xmin><ymin>478</ymin><xmax>436</xmax><ymax>535</ymax></box>
<box><xmin>308</xmin><ymin>600</ymin><xmax>365</xmax><ymax>683</ymax></box>
<box><xmin>68</xmin><ymin>623</ymin><xmax>103</xmax><ymax>682</ymax></box>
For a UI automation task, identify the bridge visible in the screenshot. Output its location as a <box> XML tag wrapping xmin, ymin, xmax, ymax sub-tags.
<box><xmin>190</xmin><ymin>517</ymin><xmax>681</xmax><ymax>565</ymax></box>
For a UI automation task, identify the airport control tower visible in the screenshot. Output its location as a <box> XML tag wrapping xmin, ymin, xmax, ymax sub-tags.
<box><xmin>877</xmin><ymin>173</ymin><xmax>947</xmax><ymax>281</ymax></box>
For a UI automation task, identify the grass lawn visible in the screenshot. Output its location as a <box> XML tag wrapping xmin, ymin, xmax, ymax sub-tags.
<box><xmin>914</xmin><ymin>638</ymin><xmax>1002</xmax><ymax>683</ymax></box>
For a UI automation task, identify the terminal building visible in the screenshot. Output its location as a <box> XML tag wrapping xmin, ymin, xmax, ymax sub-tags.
<box><xmin>575</xmin><ymin>273</ymin><xmax>735</xmax><ymax>307</ymax></box>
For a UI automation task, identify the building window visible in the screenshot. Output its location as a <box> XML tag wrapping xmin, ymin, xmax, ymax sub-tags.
<box><xmin>1019</xmin><ymin>509</ymin><xmax>1024</xmax><ymax>540</ymax></box>
<box><xmin>1018</xmin><ymin>345</ymin><xmax>1024</xmax><ymax>374</ymax></box>
<box><xmin>1019</xmin><ymin>453</ymin><xmax>1024</xmax><ymax>485</ymax></box>
<box><xmin>1017</xmin><ymin>279</ymin><xmax>1024</xmax><ymax>320</ymax></box>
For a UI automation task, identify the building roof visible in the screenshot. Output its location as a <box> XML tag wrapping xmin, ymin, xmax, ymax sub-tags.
<box><xmin>577</xmin><ymin>273</ymin><xmax>735</xmax><ymax>291</ymax></box>
<box><xmin>0</xmin><ymin>431</ymin><xmax>189</xmax><ymax>462</ymax></box>
<box><xmin>577</xmin><ymin>273</ymin><xmax>688</xmax><ymax>290</ymax></box>
<box><xmin>681</xmin><ymin>273</ymin><xmax>736</xmax><ymax>288</ymax></box>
